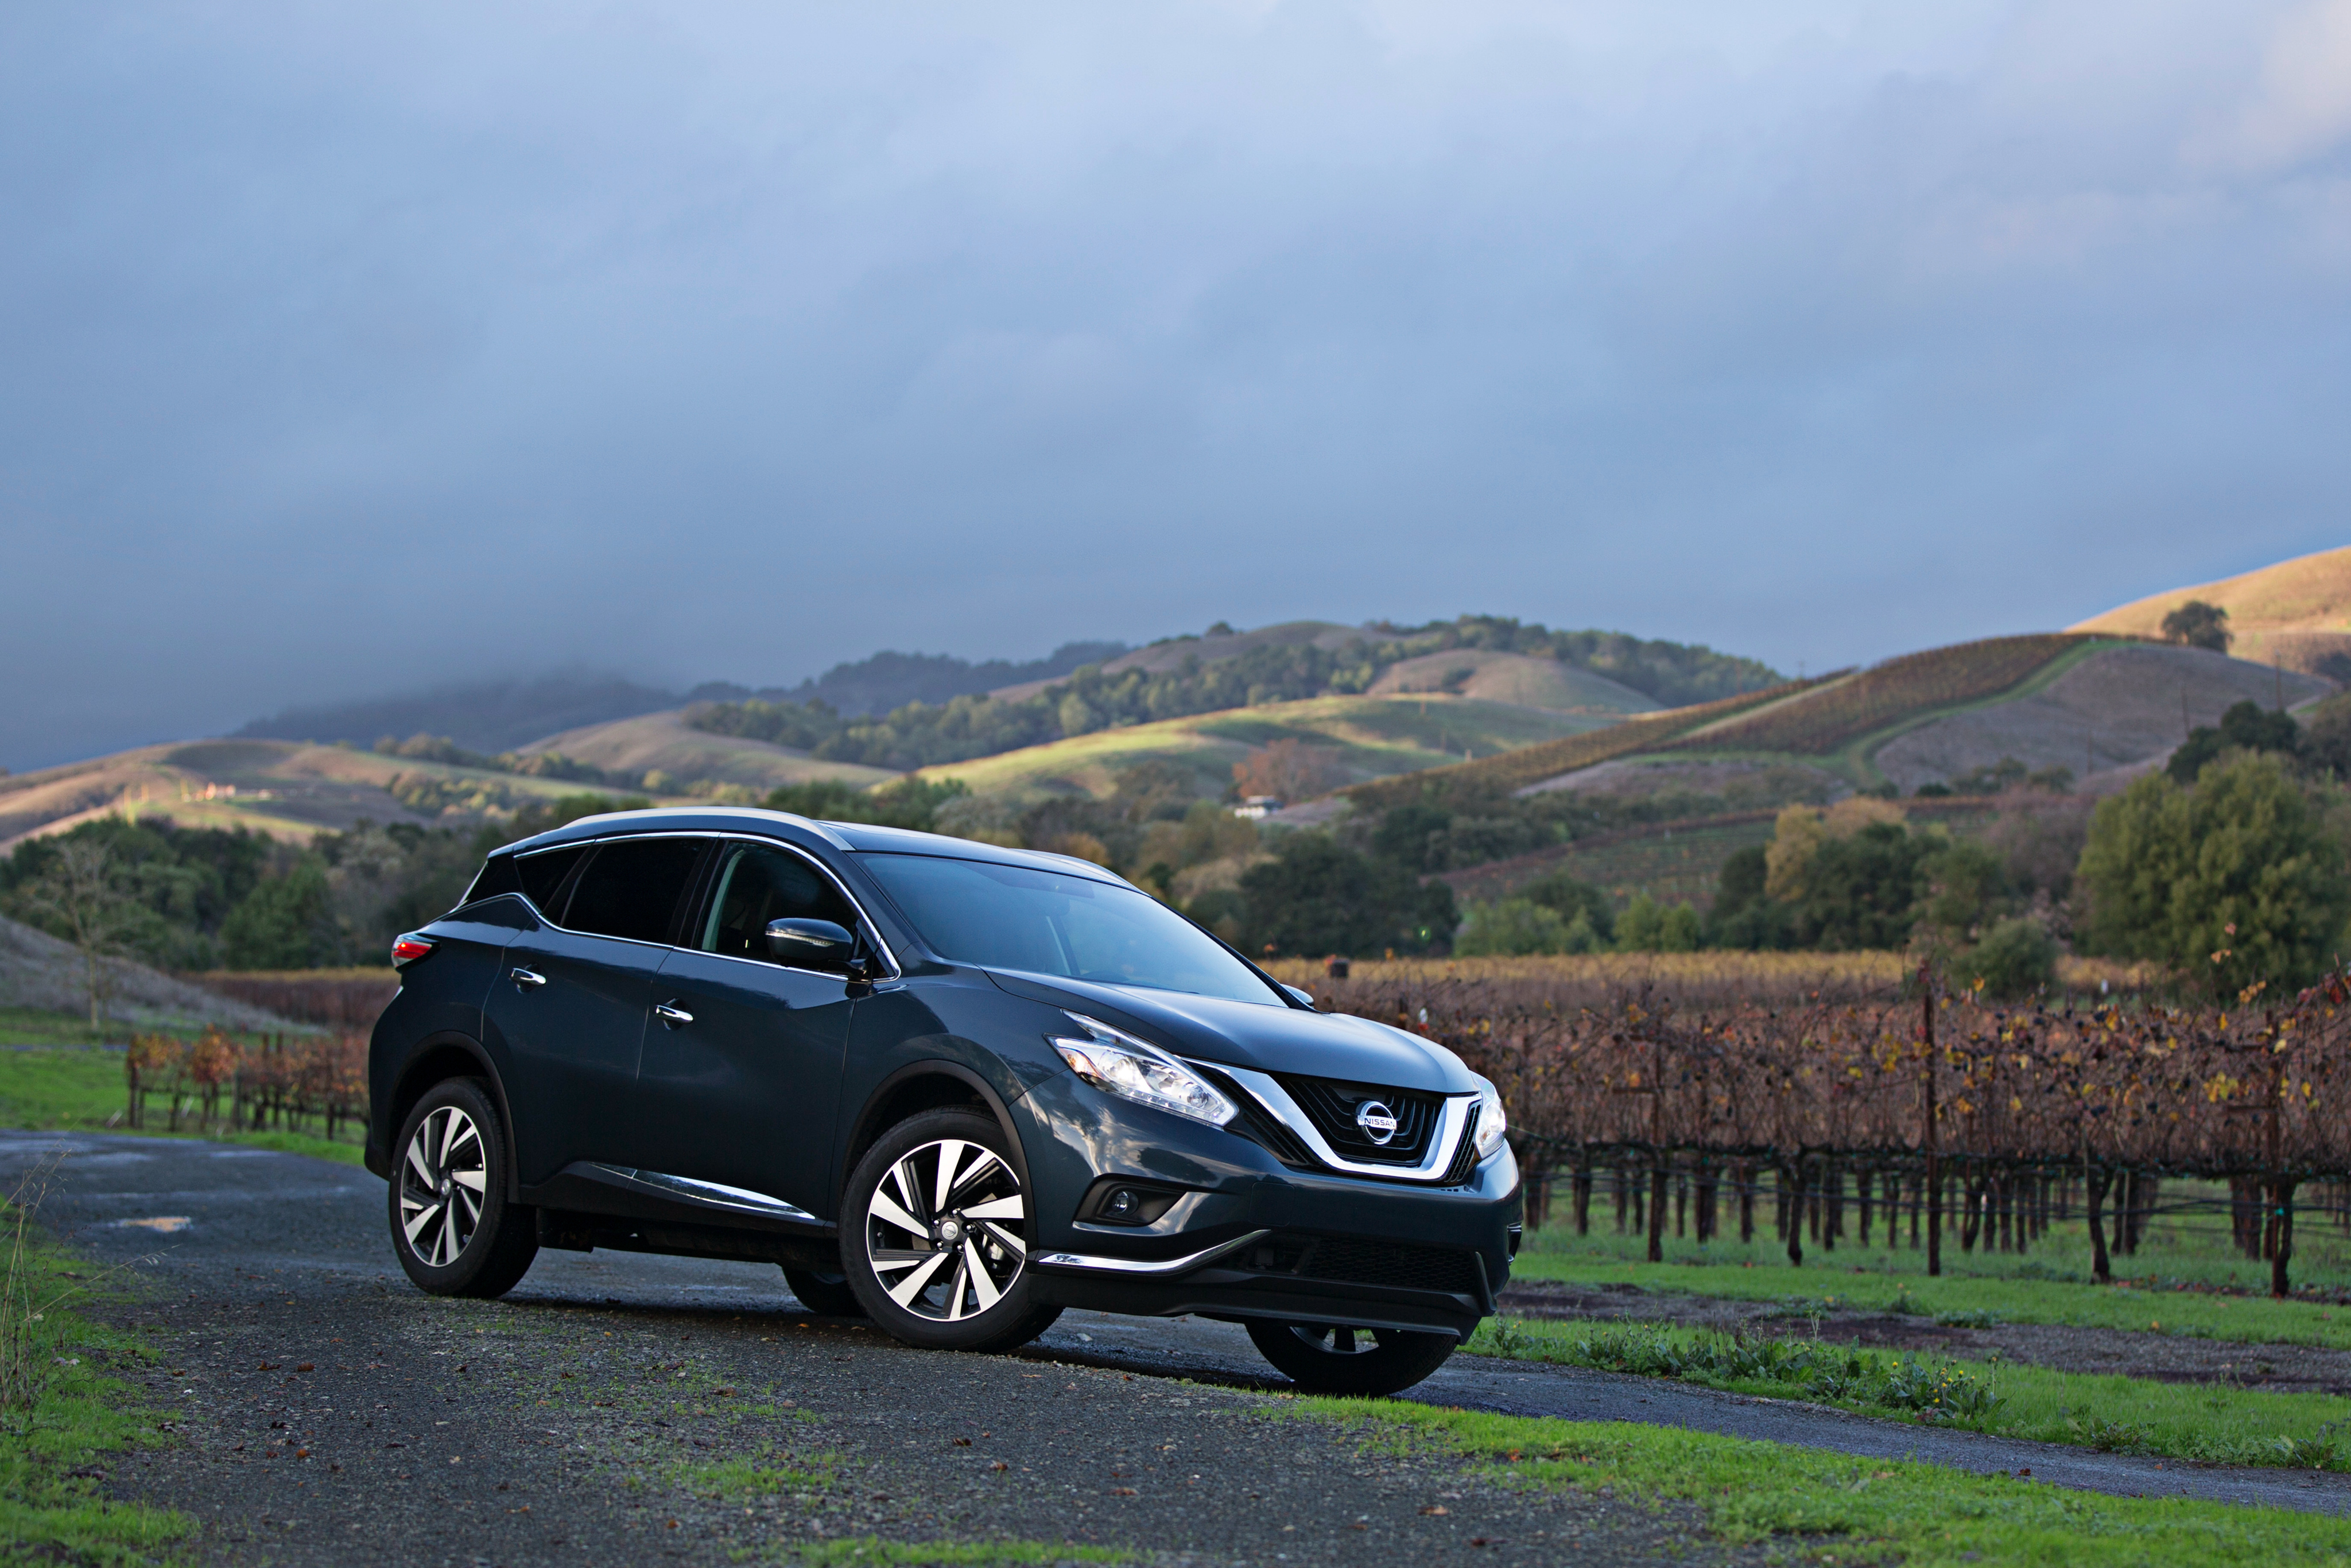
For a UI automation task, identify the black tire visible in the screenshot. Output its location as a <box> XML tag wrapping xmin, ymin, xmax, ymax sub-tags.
<box><xmin>1245</xmin><ymin>1318</ymin><xmax>1457</xmax><ymax>1396</ymax></box>
<box><xmin>841</xmin><ymin>1108</ymin><xmax>1061</xmax><ymax>1353</ymax></box>
<box><xmin>782</xmin><ymin>1263</ymin><xmax>867</xmax><ymax>1318</ymax></box>
<box><xmin>389</xmin><ymin>1078</ymin><xmax>537</xmax><ymax>1299</ymax></box>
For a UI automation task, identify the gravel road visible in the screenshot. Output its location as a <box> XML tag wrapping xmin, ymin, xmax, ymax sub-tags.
<box><xmin>9</xmin><ymin>1130</ymin><xmax>2350</xmax><ymax>1568</ymax></box>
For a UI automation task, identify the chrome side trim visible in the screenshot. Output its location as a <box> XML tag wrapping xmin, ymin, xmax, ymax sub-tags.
<box><xmin>1205</xmin><ymin>1064</ymin><xmax>1475</xmax><ymax>1182</ymax></box>
<box><xmin>1031</xmin><ymin>1228</ymin><xmax>1271</xmax><ymax>1276</ymax></box>
<box><xmin>585</xmin><ymin>1165</ymin><xmax>820</xmax><ymax>1224</ymax></box>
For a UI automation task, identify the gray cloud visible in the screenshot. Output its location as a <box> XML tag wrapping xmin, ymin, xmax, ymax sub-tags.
<box><xmin>5</xmin><ymin>0</ymin><xmax>2350</xmax><ymax>767</ymax></box>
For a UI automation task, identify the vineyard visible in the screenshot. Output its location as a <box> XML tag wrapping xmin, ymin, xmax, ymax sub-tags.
<box><xmin>1660</xmin><ymin>634</ymin><xmax>2093</xmax><ymax>758</ymax></box>
<box><xmin>1340</xmin><ymin>677</ymin><xmax>1823</xmax><ymax>809</ymax></box>
<box><xmin>1283</xmin><ymin>956</ymin><xmax>2348</xmax><ymax>1294</ymax></box>
<box><xmin>122</xmin><ymin>1028</ymin><xmax>368</xmax><ymax>1142</ymax></box>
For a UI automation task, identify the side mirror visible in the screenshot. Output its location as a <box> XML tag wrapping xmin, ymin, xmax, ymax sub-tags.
<box><xmin>1282</xmin><ymin>984</ymin><xmax>1316</xmax><ymax>1009</ymax></box>
<box><xmin>766</xmin><ymin>918</ymin><xmax>856</xmax><ymax>967</ymax></box>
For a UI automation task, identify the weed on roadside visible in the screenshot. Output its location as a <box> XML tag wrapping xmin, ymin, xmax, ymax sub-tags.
<box><xmin>1469</xmin><ymin>1315</ymin><xmax>2351</xmax><ymax>1471</ymax></box>
<box><xmin>0</xmin><ymin>1155</ymin><xmax>193</xmax><ymax>1560</ymax></box>
<box><xmin>1295</xmin><ymin>1399</ymin><xmax>2351</xmax><ymax>1567</ymax></box>
<box><xmin>671</xmin><ymin>1442</ymin><xmax>840</xmax><ymax>1500</ymax></box>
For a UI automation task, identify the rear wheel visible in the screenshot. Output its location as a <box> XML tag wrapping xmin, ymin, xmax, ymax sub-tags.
<box><xmin>1244</xmin><ymin>1318</ymin><xmax>1457</xmax><ymax>1396</ymax></box>
<box><xmin>389</xmin><ymin>1078</ymin><xmax>537</xmax><ymax>1298</ymax></box>
<box><xmin>782</xmin><ymin>1263</ymin><xmax>866</xmax><ymax>1318</ymax></box>
<box><xmin>841</xmin><ymin>1109</ymin><xmax>1060</xmax><ymax>1353</ymax></box>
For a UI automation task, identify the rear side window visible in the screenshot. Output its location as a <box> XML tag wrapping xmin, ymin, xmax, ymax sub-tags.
<box><xmin>516</xmin><ymin>845</ymin><xmax>590</xmax><ymax>914</ymax></box>
<box><xmin>697</xmin><ymin>843</ymin><xmax>859</xmax><ymax>963</ymax></box>
<box><xmin>563</xmin><ymin>838</ymin><xmax>708</xmax><ymax>944</ymax></box>
<box><xmin>463</xmin><ymin>855</ymin><xmax>523</xmax><ymax>905</ymax></box>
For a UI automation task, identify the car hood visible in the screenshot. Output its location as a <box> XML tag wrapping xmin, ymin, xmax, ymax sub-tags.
<box><xmin>985</xmin><ymin>969</ymin><xmax>1477</xmax><ymax>1094</ymax></box>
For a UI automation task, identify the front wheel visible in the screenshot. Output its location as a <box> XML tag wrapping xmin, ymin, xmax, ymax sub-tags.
<box><xmin>1245</xmin><ymin>1319</ymin><xmax>1457</xmax><ymax>1396</ymax></box>
<box><xmin>389</xmin><ymin>1078</ymin><xmax>537</xmax><ymax>1298</ymax></box>
<box><xmin>841</xmin><ymin>1109</ymin><xmax>1060</xmax><ymax>1353</ymax></box>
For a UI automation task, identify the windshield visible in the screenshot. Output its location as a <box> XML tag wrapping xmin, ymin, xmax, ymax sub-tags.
<box><xmin>860</xmin><ymin>853</ymin><xmax>1283</xmax><ymax>1006</ymax></box>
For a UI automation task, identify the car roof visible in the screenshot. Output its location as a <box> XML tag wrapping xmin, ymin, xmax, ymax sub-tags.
<box><xmin>498</xmin><ymin>806</ymin><xmax>1134</xmax><ymax>888</ymax></box>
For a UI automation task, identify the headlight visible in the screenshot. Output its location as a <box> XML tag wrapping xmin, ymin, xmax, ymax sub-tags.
<box><xmin>1473</xmin><ymin>1075</ymin><xmax>1508</xmax><ymax>1160</ymax></box>
<box><xmin>1050</xmin><ymin>1013</ymin><xmax>1237</xmax><ymax>1127</ymax></box>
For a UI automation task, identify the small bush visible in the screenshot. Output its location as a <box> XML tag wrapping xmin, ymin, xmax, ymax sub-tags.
<box><xmin>1959</xmin><ymin>916</ymin><xmax>2058</xmax><ymax>1000</ymax></box>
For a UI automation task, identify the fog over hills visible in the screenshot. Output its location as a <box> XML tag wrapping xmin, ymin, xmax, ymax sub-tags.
<box><xmin>232</xmin><ymin>642</ymin><xmax>1131</xmax><ymax>754</ymax></box>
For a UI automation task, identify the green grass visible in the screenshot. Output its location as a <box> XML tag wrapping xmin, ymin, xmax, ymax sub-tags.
<box><xmin>0</xmin><ymin>1039</ymin><xmax>368</xmax><ymax>1167</ymax></box>
<box><xmin>1</xmin><ymin>1193</ymin><xmax>193</xmax><ymax>1561</ymax></box>
<box><xmin>1297</xmin><ymin>1398</ymin><xmax>2351</xmax><ymax>1566</ymax></box>
<box><xmin>0</xmin><ymin>1008</ymin><xmax>114</xmax><ymax>1048</ymax></box>
<box><xmin>1515</xmin><ymin>1191</ymin><xmax>2351</xmax><ymax>1348</ymax></box>
<box><xmin>670</xmin><ymin>1443</ymin><xmax>839</xmax><ymax>1499</ymax></box>
<box><xmin>1467</xmin><ymin>1318</ymin><xmax>2351</xmax><ymax>1469</ymax></box>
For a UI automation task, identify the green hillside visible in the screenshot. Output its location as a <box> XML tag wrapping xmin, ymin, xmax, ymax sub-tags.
<box><xmin>907</xmin><ymin>694</ymin><xmax>1612</xmax><ymax>804</ymax></box>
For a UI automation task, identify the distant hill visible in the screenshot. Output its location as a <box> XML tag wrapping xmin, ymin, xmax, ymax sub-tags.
<box><xmin>2071</xmin><ymin>545</ymin><xmax>2351</xmax><ymax>678</ymax></box>
<box><xmin>907</xmin><ymin>694</ymin><xmax>1617</xmax><ymax>804</ymax></box>
<box><xmin>517</xmin><ymin>712</ymin><xmax>895</xmax><ymax>792</ymax></box>
<box><xmin>1352</xmin><ymin>632</ymin><xmax>2336</xmax><ymax>812</ymax></box>
<box><xmin>763</xmin><ymin>642</ymin><xmax>1128</xmax><ymax>716</ymax></box>
<box><xmin>0</xmin><ymin>738</ymin><xmax>648</xmax><ymax>849</ymax></box>
<box><xmin>992</xmin><ymin>619</ymin><xmax>1781</xmax><ymax>711</ymax></box>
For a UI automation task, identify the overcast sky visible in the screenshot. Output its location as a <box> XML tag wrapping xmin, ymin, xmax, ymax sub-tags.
<box><xmin>5</xmin><ymin>1</ymin><xmax>2349</xmax><ymax>769</ymax></box>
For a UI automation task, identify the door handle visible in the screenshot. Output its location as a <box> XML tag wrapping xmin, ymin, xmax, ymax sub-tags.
<box><xmin>510</xmin><ymin>967</ymin><xmax>547</xmax><ymax>988</ymax></box>
<box><xmin>653</xmin><ymin>1002</ymin><xmax>694</xmax><ymax>1027</ymax></box>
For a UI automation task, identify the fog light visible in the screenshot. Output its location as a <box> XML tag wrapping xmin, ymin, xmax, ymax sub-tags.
<box><xmin>1105</xmin><ymin>1188</ymin><xmax>1142</xmax><ymax>1220</ymax></box>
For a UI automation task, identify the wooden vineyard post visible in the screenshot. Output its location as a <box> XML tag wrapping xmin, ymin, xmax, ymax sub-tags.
<box><xmin>1611</xmin><ymin>1035</ymin><xmax>1668</xmax><ymax>1263</ymax></box>
<box><xmin>1921</xmin><ymin>961</ymin><xmax>1942</xmax><ymax>1278</ymax></box>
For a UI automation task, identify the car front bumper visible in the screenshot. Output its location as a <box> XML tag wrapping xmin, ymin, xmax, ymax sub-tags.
<box><xmin>1013</xmin><ymin>1072</ymin><xmax>1523</xmax><ymax>1340</ymax></box>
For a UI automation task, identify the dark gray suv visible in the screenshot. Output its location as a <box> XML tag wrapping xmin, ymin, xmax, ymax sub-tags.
<box><xmin>367</xmin><ymin>806</ymin><xmax>1520</xmax><ymax>1394</ymax></box>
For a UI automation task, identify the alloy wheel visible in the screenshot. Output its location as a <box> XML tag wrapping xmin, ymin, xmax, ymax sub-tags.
<box><xmin>863</xmin><ymin>1138</ymin><xmax>1026</xmax><ymax>1321</ymax></box>
<box><xmin>399</xmin><ymin>1105</ymin><xmax>487</xmax><ymax>1268</ymax></box>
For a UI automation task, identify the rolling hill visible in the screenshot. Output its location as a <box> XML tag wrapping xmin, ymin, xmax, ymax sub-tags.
<box><xmin>2071</xmin><ymin>545</ymin><xmax>2351</xmax><ymax>678</ymax></box>
<box><xmin>515</xmin><ymin>712</ymin><xmax>895</xmax><ymax>792</ymax></box>
<box><xmin>906</xmin><ymin>694</ymin><xmax>1618</xmax><ymax>804</ymax></box>
<box><xmin>0</xmin><ymin>739</ymin><xmax>653</xmax><ymax>850</ymax></box>
<box><xmin>1353</xmin><ymin>633</ymin><xmax>2336</xmax><ymax>815</ymax></box>
<box><xmin>1364</xmin><ymin>649</ymin><xmax>1660</xmax><ymax>714</ymax></box>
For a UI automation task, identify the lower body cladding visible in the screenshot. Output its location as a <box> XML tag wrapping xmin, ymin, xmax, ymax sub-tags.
<box><xmin>1014</xmin><ymin>1077</ymin><xmax>1523</xmax><ymax>1341</ymax></box>
<box><xmin>523</xmin><ymin>1161</ymin><xmax>841</xmax><ymax>1274</ymax></box>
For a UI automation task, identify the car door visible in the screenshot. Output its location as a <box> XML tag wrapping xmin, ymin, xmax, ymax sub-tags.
<box><xmin>484</xmin><ymin>834</ymin><xmax>712</xmax><ymax>1186</ymax></box>
<box><xmin>634</xmin><ymin>837</ymin><xmax>866</xmax><ymax>1217</ymax></box>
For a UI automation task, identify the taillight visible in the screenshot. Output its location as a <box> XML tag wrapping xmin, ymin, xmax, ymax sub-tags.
<box><xmin>390</xmin><ymin>934</ymin><xmax>436</xmax><ymax>968</ymax></box>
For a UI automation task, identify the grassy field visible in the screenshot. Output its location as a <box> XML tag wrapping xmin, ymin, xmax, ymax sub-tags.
<box><xmin>1463</xmin><ymin>1317</ymin><xmax>2351</xmax><ymax>1469</ymax></box>
<box><xmin>0</xmin><ymin>1035</ymin><xmax>367</xmax><ymax>1166</ymax></box>
<box><xmin>1299</xmin><ymin>1398</ymin><xmax>2351</xmax><ymax>1566</ymax></box>
<box><xmin>1510</xmin><ymin>1186</ymin><xmax>2351</xmax><ymax>1345</ymax></box>
<box><xmin>909</xmin><ymin>694</ymin><xmax>1611</xmax><ymax>803</ymax></box>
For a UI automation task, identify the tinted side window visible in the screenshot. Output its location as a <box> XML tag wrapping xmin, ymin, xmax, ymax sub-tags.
<box><xmin>563</xmin><ymin>838</ymin><xmax>709</xmax><ymax>944</ymax></box>
<box><xmin>463</xmin><ymin>854</ymin><xmax>523</xmax><ymax>905</ymax></box>
<box><xmin>516</xmin><ymin>844</ymin><xmax>590</xmax><ymax>914</ymax></box>
<box><xmin>697</xmin><ymin>844</ymin><xmax>858</xmax><ymax>964</ymax></box>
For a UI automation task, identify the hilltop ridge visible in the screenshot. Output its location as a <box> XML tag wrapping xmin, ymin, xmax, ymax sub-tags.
<box><xmin>2071</xmin><ymin>545</ymin><xmax>2351</xmax><ymax>677</ymax></box>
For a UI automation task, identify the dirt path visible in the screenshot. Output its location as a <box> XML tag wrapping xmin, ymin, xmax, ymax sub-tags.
<box><xmin>16</xmin><ymin>1130</ymin><xmax>2351</xmax><ymax>1568</ymax></box>
<box><xmin>1</xmin><ymin>1131</ymin><xmax>1755</xmax><ymax>1567</ymax></box>
<box><xmin>1498</xmin><ymin>1280</ymin><xmax>2351</xmax><ymax>1394</ymax></box>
